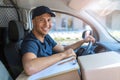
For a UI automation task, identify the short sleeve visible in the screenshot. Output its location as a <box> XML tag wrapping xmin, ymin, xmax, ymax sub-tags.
<box><xmin>21</xmin><ymin>40</ymin><xmax>39</xmax><ymax>56</ymax></box>
<box><xmin>46</xmin><ymin>34</ymin><xmax>57</xmax><ymax>48</ymax></box>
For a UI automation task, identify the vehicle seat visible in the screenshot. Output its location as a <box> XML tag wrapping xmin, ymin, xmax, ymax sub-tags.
<box><xmin>0</xmin><ymin>60</ymin><xmax>13</xmax><ymax>80</ymax></box>
<box><xmin>4</xmin><ymin>20</ymin><xmax>25</xmax><ymax>79</ymax></box>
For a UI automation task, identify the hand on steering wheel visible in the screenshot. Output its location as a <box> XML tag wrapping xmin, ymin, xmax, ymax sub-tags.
<box><xmin>76</xmin><ymin>30</ymin><xmax>96</xmax><ymax>56</ymax></box>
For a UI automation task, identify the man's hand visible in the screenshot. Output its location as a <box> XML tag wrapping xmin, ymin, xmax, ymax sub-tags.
<box><xmin>84</xmin><ymin>35</ymin><xmax>95</xmax><ymax>43</ymax></box>
<box><xmin>62</xmin><ymin>48</ymin><xmax>76</xmax><ymax>59</ymax></box>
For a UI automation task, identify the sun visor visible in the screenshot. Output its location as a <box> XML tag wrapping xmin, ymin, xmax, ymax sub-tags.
<box><xmin>68</xmin><ymin>0</ymin><xmax>94</xmax><ymax>11</ymax></box>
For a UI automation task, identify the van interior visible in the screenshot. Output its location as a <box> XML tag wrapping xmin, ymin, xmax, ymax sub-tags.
<box><xmin>0</xmin><ymin>0</ymin><xmax>120</xmax><ymax>80</ymax></box>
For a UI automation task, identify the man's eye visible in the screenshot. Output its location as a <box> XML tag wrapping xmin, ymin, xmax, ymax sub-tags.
<box><xmin>39</xmin><ymin>19</ymin><xmax>44</xmax><ymax>22</ymax></box>
<box><xmin>48</xmin><ymin>18</ymin><xmax>51</xmax><ymax>22</ymax></box>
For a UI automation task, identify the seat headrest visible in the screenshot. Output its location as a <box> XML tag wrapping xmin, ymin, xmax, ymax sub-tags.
<box><xmin>8</xmin><ymin>20</ymin><xmax>24</xmax><ymax>42</ymax></box>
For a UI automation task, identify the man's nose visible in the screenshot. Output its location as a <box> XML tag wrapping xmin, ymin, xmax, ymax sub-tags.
<box><xmin>44</xmin><ymin>20</ymin><xmax>49</xmax><ymax>27</ymax></box>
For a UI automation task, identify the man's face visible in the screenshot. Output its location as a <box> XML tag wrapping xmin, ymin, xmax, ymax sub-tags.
<box><xmin>32</xmin><ymin>13</ymin><xmax>52</xmax><ymax>36</ymax></box>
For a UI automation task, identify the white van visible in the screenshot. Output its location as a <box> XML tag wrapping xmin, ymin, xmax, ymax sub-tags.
<box><xmin>0</xmin><ymin>0</ymin><xmax>120</xmax><ymax>80</ymax></box>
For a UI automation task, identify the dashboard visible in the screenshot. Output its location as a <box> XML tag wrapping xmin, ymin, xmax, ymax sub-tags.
<box><xmin>94</xmin><ymin>42</ymin><xmax>120</xmax><ymax>53</ymax></box>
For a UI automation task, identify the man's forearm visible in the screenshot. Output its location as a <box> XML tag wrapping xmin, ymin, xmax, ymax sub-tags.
<box><xmin>64</xmin><ymin>39</ymin><xmax>85</xmax><ymax>50</ymax></box>
<box><xmin>23</xmin><ymin>52</ymin><xmax>65</xmax><ymax>75</ymax></box>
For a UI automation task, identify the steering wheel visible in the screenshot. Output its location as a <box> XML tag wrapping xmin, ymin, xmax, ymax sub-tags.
<box><xmin>76</xmin><ymin>30</ymin><xmax>95</xmax><ymax>56</ymax></box>
<box><xmin>76</xmin><ymin>41</ymin><xmax>93</xmax><ymax>56</ymax></box>
<box><xmin>82</xmin><ymin>41</ymin><xmax>93</xmax><ymax>55</ymax></box>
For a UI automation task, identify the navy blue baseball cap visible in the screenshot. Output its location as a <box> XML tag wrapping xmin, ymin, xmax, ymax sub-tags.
<box><xmin>32</xmin><ymin>6</ymin><xmax>55</xmax><ymax>19</ymax></box>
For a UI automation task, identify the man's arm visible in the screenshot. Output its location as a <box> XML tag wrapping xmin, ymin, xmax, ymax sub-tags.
<box><xmin>22</xmin><ymin>48</ymin><xmax>76</xmax><ymax>75</ymax></box>
<box><xmin>53</xmin><ymin>35</ymin><xmax>95</xmax><ymax>52</ymax></box>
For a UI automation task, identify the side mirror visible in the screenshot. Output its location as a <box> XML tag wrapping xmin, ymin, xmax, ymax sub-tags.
<box><xmin>82</xmin><ymin>30</ymin><xmax>93</xmax><ymax>39</ymax></box>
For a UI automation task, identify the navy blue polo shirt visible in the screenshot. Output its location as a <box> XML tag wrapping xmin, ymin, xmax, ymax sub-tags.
<box><xmin>21</xmin><ymin>32</ymin><xmax>57</xmax><ymax>57</ymax></box>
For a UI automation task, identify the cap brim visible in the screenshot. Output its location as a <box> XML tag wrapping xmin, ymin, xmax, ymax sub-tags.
<box><xmin>49</xmin><ymin>12</ymin><xmax>55</xmax><ymax>17</ymax></box>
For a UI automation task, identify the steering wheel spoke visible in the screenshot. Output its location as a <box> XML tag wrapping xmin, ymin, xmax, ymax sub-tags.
<box><xmin>76</xmin><ymin>41</ymin><xmax>93</xmax><ymax>56</ymax></box>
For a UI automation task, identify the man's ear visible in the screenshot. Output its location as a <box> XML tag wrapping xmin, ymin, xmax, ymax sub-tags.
<box><xmin>32</xmin><ymin>19</ymin><xmax>35</xmax><ymax>27</ymax></box>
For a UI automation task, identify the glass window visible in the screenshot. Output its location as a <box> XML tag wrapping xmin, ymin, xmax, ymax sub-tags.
<box><xmin>106</xmin><ymin>11</ymin><xmax>120</xmax><ymax>41</ymax></box>
<box><xmin>49</xmin><ymin>12</ymin><xmax>92</xmax><ymax>45</ymax></box>
<box><xmin>84</xmin><ymin>0</ymin><xmax>120</xmax><ymax>41</ymax></box>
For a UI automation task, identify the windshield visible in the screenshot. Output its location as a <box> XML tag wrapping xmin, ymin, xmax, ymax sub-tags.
<box><xmin>84</xmin><ymin>0</ymin><xmax>120</xmax><ymax>41</ymax></box>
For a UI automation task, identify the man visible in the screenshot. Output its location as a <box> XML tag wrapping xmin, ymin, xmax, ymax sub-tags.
<box><xmin>21</xmin><ymin>6</ymin><xmax>95</xmax><ymax>75</ymax></box>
